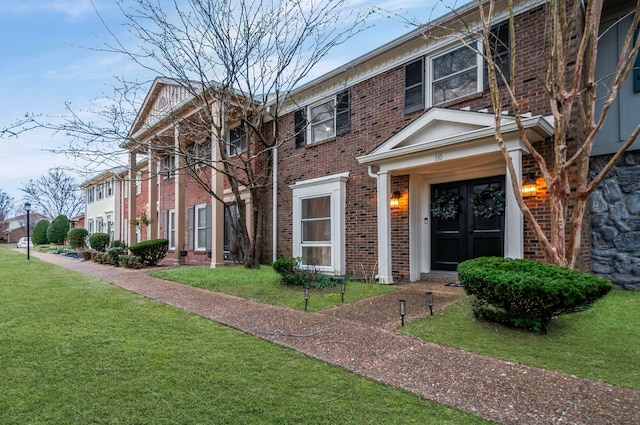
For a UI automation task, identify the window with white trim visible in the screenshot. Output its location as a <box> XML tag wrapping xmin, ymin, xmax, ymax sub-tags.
<box><xmin>301</xmin><ymin>195</ymin><xmax>332</xmax><ymax>267</ymax></box>
<box><xmin>189</xmin><ymin>137</ymin><xmax>211</xmax><ymax>168</ymax></box>
<box><xmin>87</xmin><ymin>219</ymin><xmax>94</xmax><ymax>234</ymax></box>
<box><xmin>291</xmin><ymin>172</ymin><xmax>348</xmax><ymax>274</ymax></box>
<box><xmin>195</xmin><ymin>204</ymin><xmax>207</xmax><ymax>250</ymax></box>
<box><xmin>164</xmin><ymin>155</ymin><xmax>176</xmax><ymax>178</ymax></box>
<box><xmin>168</xmin><ymin>209</ymin><xmax>176</xmax><ymax>249</ymax></box>
<box><xmin>96</xmin><ymin>183</ymin><xmax>104</xmax><ymax>200</ymax></box>
<box><xmin>295</xmin><ymin>89</ymin><xmax>350</xmax><ymax>147</ymax></box>
<box><xmin>87</xmin><ymin>187</ymin><xmax>94</xmax><ymax>203</ymax></box>
<box><xmin>431</xmin><ymin>44</ymin><xmax>480</xmax><ymax>105</ymax></box>
<box><xmin>228</xmin><ymin>127</ymin><xmax>247</xmax><ymax>156</ymax></box>
<box><xmin>309</xmin><ymin>98</ymin><xmax>335</xmax><ymax>143</ymax></box>
<box><xmin>106</xmin><ymin>178</ymin><xmax>114</xmax><ymax>197</ymax></box>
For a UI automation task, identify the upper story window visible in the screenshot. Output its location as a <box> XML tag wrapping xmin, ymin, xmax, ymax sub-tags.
<box><xmin>228</xmin><ymin>127</ymin><xmax>247</xmax><ymax>156</ymax></box>
<box><xmin>190</xmin><ymin>137</ymin><xmax>211</xmax><ymax>167</ymax></box>
<box><xmin>164</xmin><ymin>155</ymin><xmax>176</xmax><ymax>178</ymax></box>
<box><xmin>431</xmin><ymin>44</ymin><xmax>479</xmax><ymax>105</ymax></box>
<box><xmin>295</xmin><ymin>88</ymin><xmax>350</xmax><ymax>147</ymax></box>
<box><xmin>87</xmin><ymin>187</ymin><xmax>95</xmax><ymax>203</ymax></box>
<box><xmin>309</xmin><ymin>98</ymin><xmax>336</xmax><ymax>143</ymax></box>
<box><xmin>404</xmin><ymin>24</ymin><xmax>510</xmax><ymax>114</ymax></box>
<box><xmin>96</xmin><ymin>183</ymin><xmax>104</xmax><ymax>200</ymax></box>
<box><xmin>106</xmin><ymin>178</ymin><xmax>114</xmax><ymax>197</ymax></box>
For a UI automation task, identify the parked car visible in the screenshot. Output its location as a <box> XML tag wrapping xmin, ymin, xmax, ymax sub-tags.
<box><xmin>16</xmin><ymin>237</ymin><xmax>34</xmax><ymax>248</ymax></box>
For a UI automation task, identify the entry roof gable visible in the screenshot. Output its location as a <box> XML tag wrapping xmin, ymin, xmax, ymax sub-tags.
<box><xmin>358</xmin><ymin>108</ymin><xmax>554</xmax><ymax>165</ymax></box>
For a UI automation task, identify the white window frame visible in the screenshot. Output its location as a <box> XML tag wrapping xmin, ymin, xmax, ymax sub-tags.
<box><xmin>291</xmin><ymin>172</ymin><xmax>348</xmax><ymax>275</ymax></box>
<box><xmin>164</xmin><ymin>155</ymin><xmax>176</xmax><ymax>178</ymax></box>
<box><xmin>194</xmin><ymin>203</ymin><xmax>208</xmax><ymax>251</ymax></box>
<box><xmin>192</xmin><ymin>138</ymin><xmax>211</xmax><ymax>168</ymax></box>
<box><xmin>87</xmin><ymin>187</ymin><xmax>95</xmax><ymax>203</ymax></box>
<box><xmin>307</xmin><ymin>97</ymin><xmax>336</xmax><ymax>143</ymax></box>
<box><xmin>87</xmin><ymin>219</ymin><xmax>94</xmax><ymax>234</ymax></box>
<box><xmin>168</xmin><ymin>209</ymin><xmax>176</xmax><ymax>249</ymax></box>
<box><xmin>228</xmin><ymin>126</ymin><xmax>247</xmax><ymax>156</ymax></box>
<box><xmin>106</xmin><ymin>178</ymin><xmax>114</xmax><ymax>197</ymax></box>
<box><xmin>96</xmin><ymin>183</ymin><xmax>104</xmax><ymax>200</ymax></box>
<box><xmin>427</xmin><ymin>41</ymin><xmax>484</xmax><ymax>107</ymax></box>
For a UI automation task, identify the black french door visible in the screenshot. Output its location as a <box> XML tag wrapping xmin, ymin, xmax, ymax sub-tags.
<box><xmin>431</xmin><ymin>176</ymin><xmax>505</xmax><ymax>271</ymax></box>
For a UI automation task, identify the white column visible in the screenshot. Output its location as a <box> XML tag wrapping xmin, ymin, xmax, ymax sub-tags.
<box><xmin>174</xmin><ymin>126</ymin><xmax>186</xmax><ymax>265</ymax></box>
<box><xmin>127</xmin><ymin>151</ymin><xmax>137</xmax><ymax>247</ymax></box>
<box><xmin>210</xmin><ymin>105</ymin><xmax>225</xmax><ymax>268</ymax></box>
<box><xmin>376</xmin><ymin>170</ymin><xmax>394</xmax><ymax>284</ymax></box>
<box><xmin>147</xmin><ymin>152</ymin><xmax>158</xmax><ymax>240</ymax></box>
<box><xmin>505</xmin><ymin>148</ymin><xmax>524</xmax><ymax>259</ymax></box>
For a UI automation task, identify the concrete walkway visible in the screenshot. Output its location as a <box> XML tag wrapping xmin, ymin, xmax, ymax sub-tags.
<box><xmin>28</xmin><ymin>251</ymin><xmax>640</xmax><ymax>425</ymax></box>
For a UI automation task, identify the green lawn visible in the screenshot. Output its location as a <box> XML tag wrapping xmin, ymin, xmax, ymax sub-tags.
<box><xmin>0</xmin><ymin>247</ymin><xmax>491</xmax><ymax>424</ymax></box>
<box><xmin>399</xmin><ymin>293</ymin><xmax>640</xmax><ymax>390</ymax></box>
<box><xmin>150</xmin><ymin>266</ymin><xmax>397</xmax><ymax>312</ymax></box>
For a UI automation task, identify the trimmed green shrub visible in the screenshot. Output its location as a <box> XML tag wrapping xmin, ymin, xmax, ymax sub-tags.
<box><xmin>457</xmin><ymin>257</ymin><xmax>612</xmax><ymax>333</ymax></box>
<box><xmin>272</xmin><ymin>257</ymin><xmax>334</xmax><ymax>288</ymax></box>
<box><xmin>67</xmin><ymin>228</ymin><xmax>89</xmax><ymax>248</ymax></box>
<box><xmin>106</xmin><ymin>247</ymin><xmax>125</xmax><ymax>266</ymax></box>
<box><xmin>112</xmin><ymin>240</ymin><xmax>127</xmax><ymax>249</ymax></box>
<box><xmin>89</xmin><ymin>233</ymin><xmax>110</xmax><ymax>251</ymax></box>
<box><xmin>128</xmin><ymin>239</ymin><xmax>169</xmax><ymax>266</ymax></box>
<box><xmin>46</xmin><ymin>215</ymin><xmax>70</xmax><ymax>245</ymax></box>
<box><xmin>93</xmin><ymin>252</ymin><xmax>105</xmax><ymax>264</ymax></box>
<box><xmin>31</xmin><ymin>219</ymin><xmax>50</xmax><ymax>245</ymax></box>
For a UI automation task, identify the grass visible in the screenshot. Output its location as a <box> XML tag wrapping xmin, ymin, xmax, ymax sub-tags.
<box><xmin>399</xmin><ymin>293</ymin><xmax>640</xmax><ymax>390</ymax></box>
<box><xmin>150</xmin><ymin>266</ymin><xmax>397</xmax><ymax>312</ymax></box>
<box><xmin>0</xmin><ymin>247</ymin><xmax>492</xmax><ymax>424</ymax></box>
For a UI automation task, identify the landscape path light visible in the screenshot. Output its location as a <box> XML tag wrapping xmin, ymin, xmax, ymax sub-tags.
<box><xmin>304</xmin><ymin>285</ymin><xmax>310</xmax><ymax>312</ymax></box>
<box><xmin>399</xmin><ymin>299</ymin><xmax>406</xmax><ymax>327</ymax></box>
<box><xmin>426</xmin><ymin>291</ymin><xmax>434</xmax><ymax>316</ymax></box>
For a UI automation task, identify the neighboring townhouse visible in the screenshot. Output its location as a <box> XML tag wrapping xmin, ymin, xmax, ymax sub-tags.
<box><xmin>2</xmin><ymin>213</ymin><xmax>49</xmax><ymax>243</ymax></box>
<box><xmin>120</xmin><ymin>0</ymin><xmax>639</xmax><ymax>287</ymax></box>
<box><xmin>81</xmin><ymin>167</ymin><xmax>127</xmax><ymax>244</ymax></box>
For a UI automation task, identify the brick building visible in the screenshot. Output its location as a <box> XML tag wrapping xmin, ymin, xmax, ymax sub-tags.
<box><xmin>120</xmin><ymin>0</ymin><xmax>640</xmax><ymax>287</ymax></box>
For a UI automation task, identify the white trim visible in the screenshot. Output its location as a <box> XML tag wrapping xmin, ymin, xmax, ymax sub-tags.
<box><xmin>194</xmin><ymin>203</ymin><xmax>208</xmax><ymax>251</ymax></box>
<box><xmin>291</xmin><ymin>172</ymin><xmax>349</xmax><ymax>275</ymax></box>
<box><xmin>307</xmin><ymin>95</ymin><xmax>336</xmax><ymax>144</ymax></box>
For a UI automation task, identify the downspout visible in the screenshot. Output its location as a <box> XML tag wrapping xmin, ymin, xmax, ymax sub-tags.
<box><xmin>272</xmin><ymin>108</ymin><xmax>278</xmax><ymax>263</ymax></box>
<box><xmin>272</xmin><ymin>144</ymin><xmax>278</xmax><ymax>263</ymax></box>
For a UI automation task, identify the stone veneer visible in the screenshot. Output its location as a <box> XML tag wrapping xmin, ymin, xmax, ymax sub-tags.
<box><xmin>590</xmin><ymin>150</ymin><xmax>640</xmax><ymax>289</ymax></box>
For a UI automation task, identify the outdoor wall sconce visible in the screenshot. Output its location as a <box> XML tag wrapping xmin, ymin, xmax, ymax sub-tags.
<box><xmin>389</xmin><ymin>190</ymin><xmax>401</xmax><ymax>209</ymax></box>
<box><xmin>425</xmin><ymin>292</ymin><xmax>434</xmax><ymax>316</ymax></box>
<box><xmin>304</xmin><ymin>285</ymin><xmax>310</xmax><ymax>312</ymax></box>
<box><xmin>399</xmin><ymin>299</ymin><xmax>406</xmax><ymax>327</ymax></box>
<box><xmin>521</xmin><ymin>173</ymin><xmax>538</xmax><ymax>198</ymax></box>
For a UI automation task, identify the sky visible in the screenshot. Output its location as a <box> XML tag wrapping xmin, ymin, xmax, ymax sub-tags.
<box><xmin>0</xmin><ymin>0</ymin><xmax>454</xmax><ymax>212</ymax></box>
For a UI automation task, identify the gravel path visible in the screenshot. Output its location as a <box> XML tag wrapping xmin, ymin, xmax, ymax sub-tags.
<box><xmin>28</xmin><ymin>251</ymin><xmax>640</xmax><ymax>425</ymax></box>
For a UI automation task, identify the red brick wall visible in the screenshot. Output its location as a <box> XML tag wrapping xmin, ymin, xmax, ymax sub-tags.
<box><xmin>266</xmin><ymin>4</ymin><xmax>591</xmax><ymax>280</ymax></box>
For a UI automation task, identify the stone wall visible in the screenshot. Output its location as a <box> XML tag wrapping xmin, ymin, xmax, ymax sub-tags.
<box><xmin>590</xmin><ymin>150</ymin><xmax>640</xmax><ymax>289</ymax></box>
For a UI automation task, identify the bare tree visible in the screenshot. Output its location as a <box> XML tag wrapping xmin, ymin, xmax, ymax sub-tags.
<box><xmin>20</xmin><ymin>168</ymin><xmax>84</xmax><ymax>219</ymax></box>
<box><xmin>0</xmin><ymin>189</ymin><xmax>14</xmax><ymax>237</ymax></box>
<box><xmin>3</xmin><ymin>0</ymin><xmax>368</xmax><ymax>268</ymax></box>
<box><xmin>471</xmin><ymin>0</ymin><xmax>640</xmax><ymax>268</ymax></box>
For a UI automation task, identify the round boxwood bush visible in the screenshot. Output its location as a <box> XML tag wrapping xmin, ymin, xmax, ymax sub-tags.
<box><xmin>31</xmin><ymin>219</ymin><xmax>50</xmax><ymax>245</ymax></box>
<box><xmin>457</xmin><ymin>257</ymin><xmax>612</xmax><ymax>333</ymax></box>
<box><xmin>67</xmin><ymin>228</ymin><xmax>89</xmax><ymax>248</ymax></box>
<box><xmin>46</xmin><ymin>215</ymin><xmax>70</xmax><ymax>245</ymax></box>
<box><xmin>89</xmin><ymin>232</ymin><xmax>110</xmax><ymax>251</ymax></box>
<box><xmin>128</xmin><ymin>238</ymin><xmax>169</xmax><ymax>266</ymax></box>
